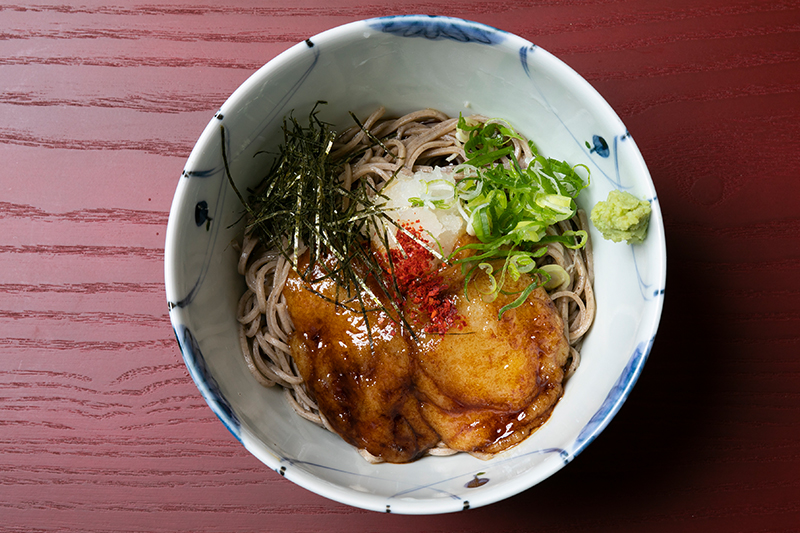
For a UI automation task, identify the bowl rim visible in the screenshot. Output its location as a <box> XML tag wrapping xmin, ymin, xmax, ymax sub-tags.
<box><xmin>165</xmin><ymin>14</ymin><xmax>667</xmax><ymax>515</ymax></box>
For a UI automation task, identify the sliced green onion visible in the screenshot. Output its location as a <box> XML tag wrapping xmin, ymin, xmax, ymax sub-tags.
<box><xmin>497</xmin><ymin>276</ymin><xmax>544</xmax><ymax>319</ymax></box>
<box><xmin>477</xmin><ymin>263</ymin><xmax>498</xmax><ymax>297</ymax></box>
<box><xmin>540</xmin><ymin>264</ymin><xmax>570</xmax><ymax>290</ymax></box>
<box><xmin>412</xmin><ymin>114</ymin><xmax>592</xmax><ymax>316</ymax></box>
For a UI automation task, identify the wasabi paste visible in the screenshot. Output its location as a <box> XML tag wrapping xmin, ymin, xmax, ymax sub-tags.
<box><xmin>590</xmin><ymin>190</ymin><xmax>651</xmax><ymax>244</ymax></box>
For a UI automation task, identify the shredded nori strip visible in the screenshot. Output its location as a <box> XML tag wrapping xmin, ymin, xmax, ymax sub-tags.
<box><xmin>222</xmin><ymin>103</ymin><xmax>412</xmax><ymax>344</ymax></box>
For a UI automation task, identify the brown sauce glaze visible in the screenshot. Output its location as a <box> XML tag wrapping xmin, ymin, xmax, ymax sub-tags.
<box><xmin>282</xmin><ymin>252</ymin><xmax>438</xmax><ymax>463</ymax></box>
<box><xmin>410</xmin><ymin>261</ymin><xmax>569</xmax><ymax>455</ymax></box>
<box><xmin>282</xmin><ymin>245</ymin><xmax>570</xmax><ymax>461</ymax></box>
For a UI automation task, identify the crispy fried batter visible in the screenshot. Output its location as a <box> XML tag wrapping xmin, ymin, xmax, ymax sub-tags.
<box><xmin>282</xmin><ymin>248</ymin><xmax>570</xmax><ymax>461</ymax></box>
<box><xmin>282</xmin><ymin>252</ymin><xmax>438</xmax><ymax>463</ymax></box>
<box><xmin>411</xmin><ymin>264</ymin><xmax>569</xmax><ymax>455</ymax></box>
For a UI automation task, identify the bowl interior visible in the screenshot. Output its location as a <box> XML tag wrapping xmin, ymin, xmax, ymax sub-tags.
<box><xmin>165</xmin><ymin>15</ymin><xmax>666</xmax><ymax>515</ymax></box>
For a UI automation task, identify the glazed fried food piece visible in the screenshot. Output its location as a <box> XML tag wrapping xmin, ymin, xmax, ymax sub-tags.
<box><xmin>412</xmin><ymin>264</ymin><xmax>570</xmax><ymax>455</ymax></box>
<box><xmin>282</xmin><ymin>252</ymin><xmax>439</xmax><ymax>463</ymax></box>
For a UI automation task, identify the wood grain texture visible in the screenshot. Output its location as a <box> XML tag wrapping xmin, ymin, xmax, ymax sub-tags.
<box><xmin>1</xmin><ymin>0</ymin><xmax>799</xmax><ymax>531</ymax></box>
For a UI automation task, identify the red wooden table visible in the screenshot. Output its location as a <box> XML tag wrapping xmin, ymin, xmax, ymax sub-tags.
<box><xmin>2</xmin><ymin>1</ymin><xmax>799</xmax><ymax>531</ymax></box>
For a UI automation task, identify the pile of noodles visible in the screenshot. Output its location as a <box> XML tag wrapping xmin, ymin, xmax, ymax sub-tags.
<box><xmin>235</xmin><ymin>107</ymin><xmax>596</xmax><ymax>460</ymax></box>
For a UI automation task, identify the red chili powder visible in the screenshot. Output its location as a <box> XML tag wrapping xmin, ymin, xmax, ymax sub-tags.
<box><xmin>387</xmin><ymin>222</ymin><xmax>463</xmax><ymax>335</ymax></box>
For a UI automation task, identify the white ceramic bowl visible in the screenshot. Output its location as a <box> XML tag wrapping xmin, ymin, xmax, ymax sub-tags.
<box><xmin>165</xmin><ymin>15</ymin><xmax>666</xmax><ymax>515</ymax></box>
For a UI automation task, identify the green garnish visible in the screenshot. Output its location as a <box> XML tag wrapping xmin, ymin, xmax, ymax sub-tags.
<box><xmin>224</xmin><ymin>106</ymin><xmax>591</xmax><ymax>333</ymax></box>
<box><xmin>590</xmin><ymin>189</ymin><xmax>651</xmax><ymax>244</ymax></box>
<box><xmin>450</xmin><ymin>115</ymin><xmax>590</xmax><ymax>318</ymax></box>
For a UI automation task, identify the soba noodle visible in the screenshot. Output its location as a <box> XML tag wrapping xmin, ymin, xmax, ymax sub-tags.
<box><xmin>235</xmin><ymin>107</ymin><xmax>595</xmax><ymax>459</ymax></box>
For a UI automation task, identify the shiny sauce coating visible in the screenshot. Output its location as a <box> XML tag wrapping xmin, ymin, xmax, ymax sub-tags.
<box><xmin>282</xmin><ymin>253</ymin><xmax>438</xmax><ymax>463</ymax></box>
<box><xmin>282</xmin><ymin>249</ymin><xmax>569</xmax><ymax>462</ymax></box>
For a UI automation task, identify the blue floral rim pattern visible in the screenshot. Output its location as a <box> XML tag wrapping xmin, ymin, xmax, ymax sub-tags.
<box><xmin>174</xmin><ymin>325</ymin><xmax>241</xmax><ymax>442</ymax></box>
<box><xmin>368</xmin><ymin>15</ymin><xmax>507</xmax><ymax>44</ymax></box>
